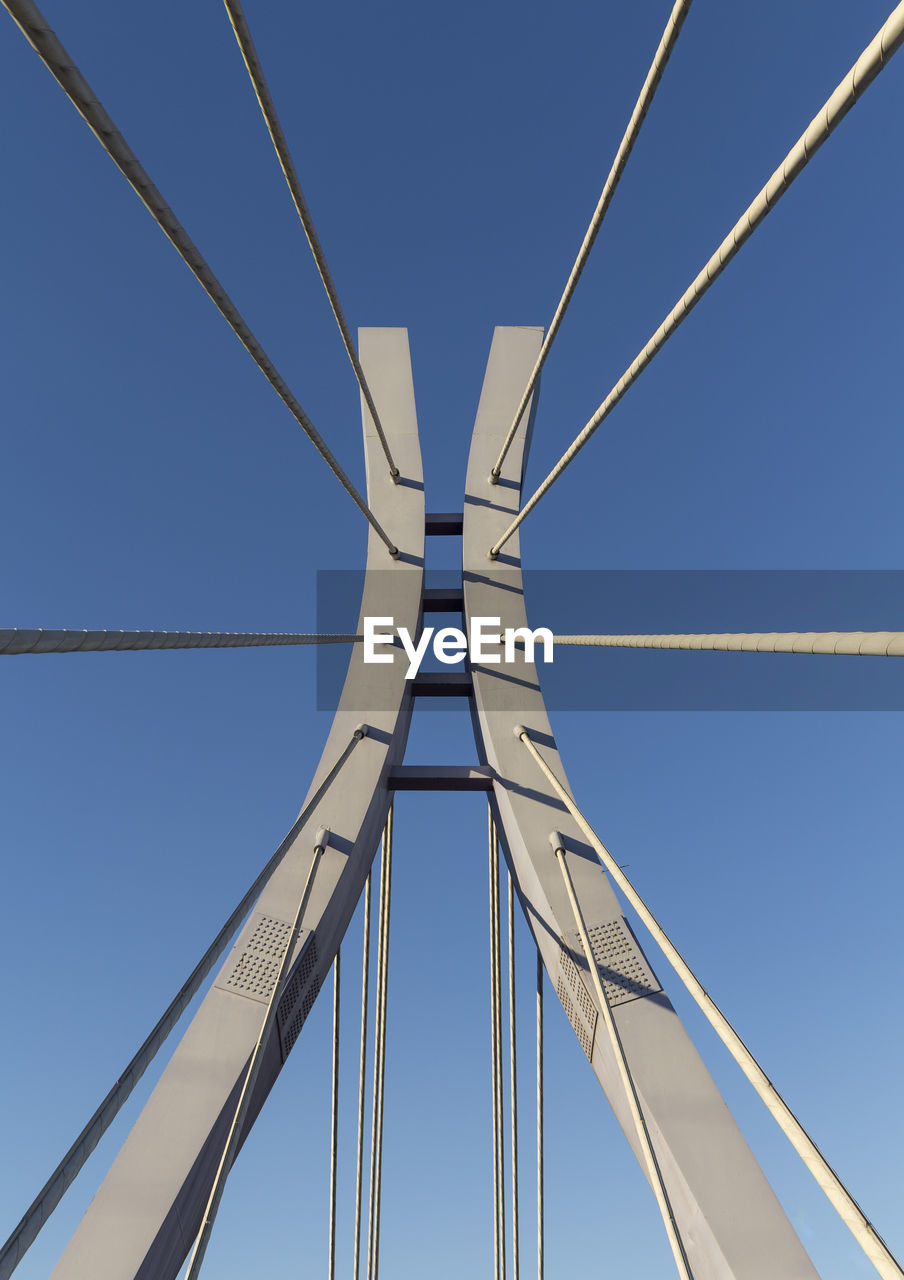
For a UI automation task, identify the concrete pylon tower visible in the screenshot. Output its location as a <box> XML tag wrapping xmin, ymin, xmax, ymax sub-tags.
<box><xmin>46</xmin><ymin>329</ymin><xmax>820</xmax><ymax>1280</ymax></box>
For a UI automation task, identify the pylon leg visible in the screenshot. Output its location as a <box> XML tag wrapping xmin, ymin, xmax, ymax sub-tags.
<box><xmin>50</xmin><ymin>330</ymin><xmax>424</xmax><ymax>1280</ymax></box>
<box><xmin>463</xmin><ymin>327</ymin><xmax>820</xmax><ymax>1280</ymax></box>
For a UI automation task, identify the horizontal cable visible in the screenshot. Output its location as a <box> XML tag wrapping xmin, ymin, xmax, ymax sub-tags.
<box><xmin>0</xmin><ymin>629</ymin><xmax>360</xmax><ymax>655</ymax></box>
<box><xmin>223</xmin><ymin>0</ymin><xmax>399</xmax><ymax>481</ymax></box>
<box><xmin>489</xmin><ymin>1</ymin><xmax>904</xmax><ymax>557</ymax></box>
<box><xmin>490</xmin><ymin>0</ymin><xmax>693</xmax><ymax>481</ymax></box>
<box><xmin>552</xmin><ymin>631</ymin><xmax>904</xmax><ymax>655</ymax></box>
<box><xmin>2</xmin><ymin>0</ymin><xmax>398</xmax><ymax>557</ymax></box>
<box><xmin>0</xmin><ymin>726</ymin><xmax>368</xmax><ymax>1280</ymax></box>
<box><xmin>515</xmin><ymin>726</ymin><xmax>903</xmax><ymax>1280</ymax></box>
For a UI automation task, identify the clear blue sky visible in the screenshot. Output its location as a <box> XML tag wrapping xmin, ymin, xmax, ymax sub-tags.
<box><xmin>1</xmin><ymin>2</ymin><xmax>902</xmax><ymax>1277</ymax></box>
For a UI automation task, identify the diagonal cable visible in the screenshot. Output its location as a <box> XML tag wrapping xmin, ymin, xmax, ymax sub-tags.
<box><xmin>517</xmin><ymin>726</ymin><xmax>903</xmax><ymax>1280</ymax></box>
<box><xmin>0</xmin><ymin>728</ymin><xmax>367</xmax><ymax>1280</ymax></box>
<box><xmin>2</xmin><ymin>0</ymin><xmax>398</xmax><ymax>556</ymax></box>
<box><xmin>490</xmin><ymin>0</ymin><xmax>694</xmax><ymax>482</ymax></box>
<box><xmin>551</xmin><ymin>833</ymin><xmax>693</xmax><ymax>1280</ymax></box>
<box><xmin>185</xmin><ymin>826</ymin><xmax>331</xmax><ymax>1280</ymax></box>
<box><xmin>223</xmin><ymin>0</ymin><xmax>399</xmax><ymax>481</ymax></box>
<box><xmin>489</xmin><ymin>2</ymin><xmax>904</xmax><ymax>556</ymax></box>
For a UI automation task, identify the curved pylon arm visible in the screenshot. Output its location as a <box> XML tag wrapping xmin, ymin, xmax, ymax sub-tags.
<box><xmin>462</xmin><ymin>327</ymin><xmax>821</xmax><ymax>1280</ymax></box>
<box><xmin>48</xmin><ymin>330</ymin><xmax>423</xmax><ymax>1280</ymax></box>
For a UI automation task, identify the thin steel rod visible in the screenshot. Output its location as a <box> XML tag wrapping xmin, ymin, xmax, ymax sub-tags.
<box><xmin>490</xmin><ymin>0</ymin><xmax>693</xmax><ymax>481</ymax></box>
<box><xmin>489</xmin><ymin>2</ymin><xmax>904</xmax><ymax>556</ymax></box>
<box><xmin>489</xmin><ymin>813</ymin><xmax>507</xmax><ymax>1280</ymax></box>
<box><xmin>2</xmin><ymin>0</ymin><xmax>399</xmax><ymax>557</ymax></box>
<box><xmin>353</xmin><ymin>875</ymin><xmax>372</xmax><ymax>1280</ymax></box>
<box><xmin>0</xmin><ymin>629</ymin><xmax>362</xmax><ymax>655</ymax></box>
<box><xmin>552</xmin><ymin>631</ymin><xmax>904</xmax><ymax>655</ymax></box>
<box><xmin>365</xmin><ymin>833</ymin><xmax>386</xmax><ymax>1280</ymax></box>
<box><xmin>0</xmin><ymin>726</ymin><xmax>367</xmax><ymax>1280</ymax></box>
<box><xmin>516</xmin><ymin>726</ymin><xmax>904</xmax><ymax>1280</ymax></box>
<box><xmin>329</xmin><ymin>951</ymin><xmax>341</xmax><ymax>1280</ymax></box>
<box><xmin>507</xmin><ymin>874</ymin><xmax>520</xmax><ymax>1280</ymax></box>
<box><xmin>488</xmin><ymin>812</ymin><xmax>501</xmax><ymax>1280</ymax></box>
<box><xmin>552</xmin><ymin>834</ymin><xmax>693</xmax><ymax>1280</ymax></box>
<box><xmin>495</xmin><ymin>828</ymin><xmax>507</xmax><ymax>1280</ymax></box>
<box><xmin>222</xmin><ymin>0</ymin><xmax>399</xmax><ymax>482</ymax></box>
<box><xmin>535</xmin><ymin>951</ymin><xmax>544</xmax><ymax>1280</ymax></box>
<box><xmin>185</xmin><ymin>828</ymin><xmax>329</xmax><ymax>1280</ymax></box>
<box><xmin>368</xmin><ymin>808</ymin><xmax>391</xmax><ymax>1280</ymax></box>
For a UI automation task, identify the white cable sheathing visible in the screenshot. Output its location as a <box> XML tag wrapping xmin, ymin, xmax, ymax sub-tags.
<box><xmin>552</xmin><ymin>631</ymin><xmax>904</xmax><ymax>655</ymax></box>
<box><xmin>490</xmin><ymin>3</ymin><xmax>904</xmax><ymax>556</ymax></box>
<box><xmin>518</xmin><ymin>729</ymin><xmax>904</xmax><ymax>1280</ymax></box>
<box><xmin>491</xmin><ymin>0</ymin><xmax>694</xmax><ymax>479</ymax></box>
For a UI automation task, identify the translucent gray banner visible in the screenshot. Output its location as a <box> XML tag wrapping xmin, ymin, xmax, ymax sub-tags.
<box><xmin>316</xmin><ymin>570</ymin><xmax>904</xmax><ymax>711</ymax></box>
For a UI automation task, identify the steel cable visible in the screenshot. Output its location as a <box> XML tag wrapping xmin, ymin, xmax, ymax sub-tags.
<box><xmin>552</xmin><ymin>631</ymin><xmax>904</xmax><ymax>655</ymax></box>
<box><xmin>507</xmin><ymin>874</ymin><xmax>520</xmax><ymax>1280</ymax></box>
<box><xmin>222</xmin><ymin>0</ymin><xmax>399</xmax><ymax>481</ymax></box>
<box><xmin>490</xmin><ymin>0</ymin><xmax>694</xmax><ymax>481</ymax></box>
<box><xmin>517</xmin><ymin>726</ymin><xmax>903</xmax><ymax>1280</ymax></box>
<box><xmin>185</xmin><ymin>826</ymin><xmax>330</xmax><ymax>1280</ymax></box>
<box><xmin>353</xmin><ymin>876</ymin><xmax>372</xmax><ymax>1280</ymax></box>
<box><xmin>2</xmin><ymin>0</ymin><xmax>399</xmax><ymax>556</ymax></box>
<box><xmin>0</xmin><ymin>727</ymin><xmax>368</xmax><ymax>1280</ymax></box>
<box><xmin>489</xmin><ymin>2</ymin><xmax>904</xmax><ymax>556</ymax></box>
<box><xmin>551</xmin><ymin>832</ymin><xmax>693</xmax><ymax>1280</ymax></box>
<box><xmin>367</xmin><ymin>806</ymin><xmax>393</xmax><ymax>1280</ymax></box>
<box><xmin>0</xmin><ymin>629</ymin><xmax>361</xmax><ymax>655</ymax></box>
<box><xmin>329</xmin><ymin>951</ymin><xmax>341</xmax><ymax>1280</ymax></box>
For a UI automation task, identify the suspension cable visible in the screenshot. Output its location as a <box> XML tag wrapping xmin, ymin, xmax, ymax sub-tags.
<box><xmin>222</xmin><ymin>0</ymin><xmax>399</xmax><ymax>483</ymax></box>
<box><xmin>490</xmin><ymin>0</ymin><xmax>694</xmax><ymax>482</ymax></box>
<box><xmin>0</xmin><ymin>629</ymin><xmax>362</xmax><ymax>655</ymax></box>
<box><xmin>489</xmin><ymin>811</ymin><xmax>507</xmax><ymax>1280</ymax></box>
<box><xmin>507</xmin><ymin>874</ymin><xmax>520</xmax><ymax>1280</ymax></box>
<box><xmin>329</xmin><ymin>951</ymin><xmax>341</xmax><ymax>1280</ymax></box>
<box><xmin>0</xmin><ymin>725</ymin><xmax>367</xmax><ymax>1280</ymax></box>
<box><xmin>2</xmin><ymin>0</ymin><xmax>399</xmax><ymax>557</ymax></box>
<box><xmin>366</xmin><ymin>836</ymin><xmax>385</xmax><ymax>1280</ymax></box>
<box><xmin>552</xmin><ymin>631</ymin><xmax>904</xmax><ymax>655</ymax></box>
<box><xmin>186</xmin><ymin>825</ymin><xmax>331</xmax><ymax>1280</ymax></box>
<box><xmin>550</xmin><ymin>831</ymin><xmax>693</xmax><ymax>1280</ymax></box>
<box><xmin>353</xmin><ymin>875</ymin><xmax>372</xmax><ymax>1280</ymax></box>
<box><xmin>372</xmin><ymin>806</ymin><xmax>393</xmax><ymax>1280</ymax></box>
<box><xmin>367</xmin><ymin>805</ymin><xmax>393</xmax><ymax>1280</ymax></box>
<box><xmin>488</xmin><ymin>2</ymin><xmax>904</xmax><ymax>556</ymax></box>
<box><xmin>535</xmin><ymin>951</ymin><xmax>544</xmax><ymax>1280</ymax></box>
<box><xmin>515</xmin><ymin>725</ymin><xmax>904</xmax><ymax>1280</ymax></box>
<box><xmin>489</xmin><ymin>813</ymin><xmax>500</xmax><ymax>1280</ymax></box>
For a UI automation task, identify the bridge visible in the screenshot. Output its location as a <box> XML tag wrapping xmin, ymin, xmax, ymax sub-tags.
<box><xmin>1</xmin><ymin>3</ymin><xmax>902</xmax><ymax>1278</ymax></box>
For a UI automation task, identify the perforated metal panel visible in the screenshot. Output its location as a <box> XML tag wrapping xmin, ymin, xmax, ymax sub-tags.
<box><xmin>280</xmin><ymin>973</ymin><xmax>322</xmax><ymax>1055</ymax></box>
<box><xmin>556</xmin><ymin>944</ymin><xmax>597</xmax><ymax>1059</ymax></box>
<box><xmin>276</xmin><ymin>934</ymin><xmax>321</xmax><ymax>1058</ymax></box>
<box><xmin>277</xmin><ymin>935</ymin><xmax>319</xmax><ymax>1026</ymax></box>
<box><xmin>218</xmin><ymin>913</ymin><xmax>294</xmax><ymax>1003</ymax></box>
<box><xmin>581</xmin><ymin>917</ymin><xmax>661</xmax><ymax>1008</ymax></box>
